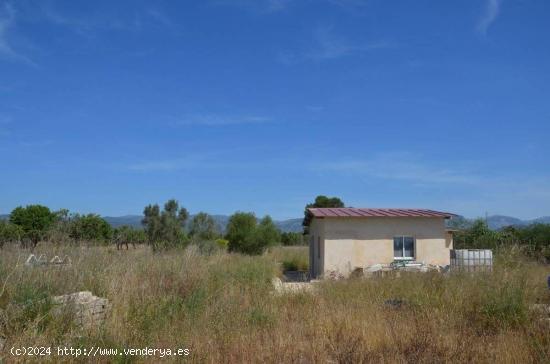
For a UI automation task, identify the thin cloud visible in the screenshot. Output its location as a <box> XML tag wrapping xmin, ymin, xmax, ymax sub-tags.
<box><xmin>173</xmin><ymin>114</ymin><xmax>271</xmax><ymax>126</ymax></box>
<box><xmin>0</xmin><ymin>2</ymin><xmax>34</xmax><ymax>65</ymax></box>
<box><xmin>478</xmin><ymin>0</ymin><xmax>501</xmax><ymax>35</ymax></box>
<box><xmin>127</xmin><ymin>158</ymin><xmax>200</xmax><ymax>172</ymax></box>
<box><xmin>212</xmin><ymin>0</ymin><xmax>367</xmax><ymax>13</ymax></box>
<box><xmin>313</xmin><ymin>153</ymin><xmax>481</xmax><ymax>185</ymax></box>
<box><xmin>126</xmin><ymin>152</ymin><xmax>226</xmax><ymax>172</ymax></box>
<box><xmin>211</xmin><ymin>0</ymin><xmax>294</xmax><ymax>13</ymax></box>
<box><xmin>39</xmin><ymin>3</ymin><xmax>174</xmax><ymax>35</ymax></box>
<box><xmin>19</xmin><ymin>140</ymin><xmax>54</xmax><ymax>148</ymax></box>
<box><xmin>326</xmin><ymin>0</ymin><xmax>368</xmax><ymax>9</ymax></box>
<box><xmin>279</xmin><ymin>26</ymin><xmax>391</xmax><ymax>64</ymax></box>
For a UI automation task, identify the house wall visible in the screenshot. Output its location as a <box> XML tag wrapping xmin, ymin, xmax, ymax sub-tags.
<box><xmin>319</xmin><ymin>217</ymin><xmax>451</xmax><ymax>277</ymax></box>
<box><xmin>308</xmin><ymin>218</ymin><xmax>325</xmax><ymax>278</ymax></box>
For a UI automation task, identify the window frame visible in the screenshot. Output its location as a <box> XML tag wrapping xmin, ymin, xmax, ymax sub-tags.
<box><xmin>393</xmin><ymin>236</ymin><xmax>415</xmax><ymax>260</ymax></box>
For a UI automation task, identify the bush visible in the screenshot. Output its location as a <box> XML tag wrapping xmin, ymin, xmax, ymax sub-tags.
<box><xmin>69</xmin><ymin>214</ymin><xmax>112</xmax><ymax>243</ymax></box>
<box><xmin>454</xmin><ymin>219</ymin><xmax>550</xmax><ymax>262</ymax></box>
<box><xmin>479</xmin><ymin>280</ymin><xmax>527</xmax><ymax>330</ymax></box>
<box><xmin>0</xmin><ymin>221</ymin><xmax>23</xmax><ymax>248</ymax></box>
<box><xmin>194</xmin><ymin>240</ymin><xmax>223</xmax><ymax>255</ymax></box>
<box><xmin>281</xmin><ymin>232</ymin><xmax>304</xmax><ymax>246</ymax></box>
<box><xmin>215</xmin><ymin>238</ymin><xmax>229</xmax><ymax>250</ymax></box>
<box><xmin>282</xmin><ymin>256</ymin><xmax>309</xmax><ymax>271</ymax></box>
<box><xmin>226</xmin><ymin>213</ymin><xmax>280</xmax><ymax>255</ymax></box>
<box><xmin>189</xmin><ymin>213</ymin><xmax>219</xmax><ymax>241</ymax></box>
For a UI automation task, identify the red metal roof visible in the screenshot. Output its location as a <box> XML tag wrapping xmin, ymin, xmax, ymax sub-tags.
<box><xmin>303</xmin><ymin>208</ymin><xmax>455</xmax><ymax>226</ymax></box>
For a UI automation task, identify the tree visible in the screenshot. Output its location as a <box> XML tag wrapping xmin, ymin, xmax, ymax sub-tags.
<box><xmin>226</xmin><ymin>212</ymin><xmax>258</xmax><ymax>254</ymax></box>
<box><xmin>142</xmin><ymin>199</ymin><xmax>189</xmax><ymax>250</ymax></box>
<box><xmin>48</xmin><ymin>208</ymin><xmax>74</xmax><ymax>243</ymax></box>
<box><xmin>69</xmin><ymin>214</ymin><xmax>112</xmax><ymax>242</ymax></box>
<box><xmin>454</xmin><ymin>219</ymin><xmax>500</xmax><ymax>249</ymax></box>
<box><xmin>306</xmin><ymin>195</ymin><xmax>345</xmax><ymax>210</ymax></box>
<box><xmin>254</xmin><ymin>215</ymin><xmax>281</xmax><ymax>251</ymax></box>
<box><xmin>281</xmin><ymin>232</ymin><xmax>304</xmax><ymax>246</ymax></box>
<box><xmin>303</xmin><ymin>195</ymin><xmax>345</xmax><ymax>225</ymax></box>
<box><xmin>189</xmin><ymin>212</ymin><xmax>219</xmax><ymax>241</ymax></box>
<box><xmin>9</xmin><ymin>205</ymin><xmax>56</xmax><ymax>248</ymax></box>
<box><xmin>226</xmin><ymin>212</ymin><xmax>280</xmax><ymax>255</ymax></box>
<box><xmin>0</xmin><ymin>221</ymin><xmax>23</xmax><ymax>249</ymax></box>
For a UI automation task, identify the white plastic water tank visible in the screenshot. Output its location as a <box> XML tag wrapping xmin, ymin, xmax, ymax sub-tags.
<box><xmin>450</xmin><ymin>249</ymin><xmax>493</xmax><ymax>272</ymax></box>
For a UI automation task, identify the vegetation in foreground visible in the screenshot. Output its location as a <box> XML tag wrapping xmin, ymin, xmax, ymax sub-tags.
<box><xmin>1</xmin><ymin>245</ymin><xmax>550</xmax><ymax>363</ymax></box>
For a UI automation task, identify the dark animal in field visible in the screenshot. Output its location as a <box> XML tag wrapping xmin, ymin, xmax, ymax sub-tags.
<box><xmin>114</xmin><ymin>235</ymin><xmax>135</xmax><ymax>250</ymax></box>
<box><xmin>20</xmin><ymin>237</ymin><xmax>33</xmax><ymax>250</ymax></box>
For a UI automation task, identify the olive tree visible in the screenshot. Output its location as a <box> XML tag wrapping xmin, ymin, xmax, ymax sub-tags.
<box><xmin>9</xmin><ymin>205</ymin><xmax>56</xmax><ymax>248</ymax></box>
<box><xmin>69</xmin><ymin>214</ymin><xmax>112</xmax><ymax>243</ymax></box>
<box><xmin>189</xmin><ymin>212</ymin><xmax>219</xmax><ymax>241</ymax></box>
<box><xmin>142</xmin><ymin>199</ymin><xmax>189</xmax><ymax>251</ymax></box>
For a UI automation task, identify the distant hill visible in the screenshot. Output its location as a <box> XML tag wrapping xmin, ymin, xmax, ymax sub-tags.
<box><xmin>103</xmin><ymin>214</ymin><xmax>303</xmax><ymax>233</ymax></box>
<box><xmin>103</xmin><ymin>215</ymin><xmax>143</xmax><ymax>228</ymax></box>
<box><xmin>531</xmin><ymin>216</ymin><xmax>550</xmax><ymax>225</ymax></box>
<box><xmin>3</xmin><ymin>213</ymin><xmax>550</xmax><ymax>233</ymax></box>
<box><xmin>447</xmin><ymin>215</ymin><xmax>550</xmax><ymax>230</ymax></box>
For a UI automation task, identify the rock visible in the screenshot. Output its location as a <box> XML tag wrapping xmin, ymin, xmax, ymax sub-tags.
<box><xmin>272</xmin><ymin>277</ymin><xmax>283</xmax><ymax>290</ymax></box>
<box><xmin>25</xmin><ymin>254</ymin><xmax>38</xmax><ymax>266</ymax></box>
<box><xmin>272</xmin><ymin>277</ymin><xmax>314</xmax><ymax>294</ymax></box>
<box><xmin>25</xmin><ymin>254</ymin><xmax>71</xmax><ymax>268</ymax></box>
<box><xmin>530</xmin><ymin>304</ymin><xmax>550</xmax><ymax>316</ymax></box>
<box><xmin>51</xmin><ymin>291</ymin><xmax>110</xmax><ymax>330</ymax></box>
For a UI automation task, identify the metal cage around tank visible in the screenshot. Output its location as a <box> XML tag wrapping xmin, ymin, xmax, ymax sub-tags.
<box><xmin>450</xmin><ymin>249</ymin><xmax>493</xmax><ymax>272</ymax></box>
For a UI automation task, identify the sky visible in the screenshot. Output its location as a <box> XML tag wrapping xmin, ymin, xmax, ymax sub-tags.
<box><xmin>0</xmin><ymin>0</ymin><xmax>549</xmax><ymax>220</ymax></box>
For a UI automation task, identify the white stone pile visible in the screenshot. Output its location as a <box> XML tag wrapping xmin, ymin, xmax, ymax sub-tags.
<box><xmin>51</xmin><ymin>291</ymin><xmax>110</xmax><ymax>330</ymax></box>
<box><xmin>25</xmin><ymin>254</ymin><xmax>71</xmax><ymax>267</ymax></box>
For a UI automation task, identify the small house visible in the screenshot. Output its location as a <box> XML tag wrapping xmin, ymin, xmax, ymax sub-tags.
<box><xmin>303</xmin><ymin>208</ymin><xmax>455</xmax><ymax>278</ymax></box>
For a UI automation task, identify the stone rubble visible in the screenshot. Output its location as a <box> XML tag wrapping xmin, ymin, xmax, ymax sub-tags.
<box><xmin>272</xmin><ymin>277</ymin><xmax>315</xmax><ymax>294</ymax></box>
<box><xmin>25</xmin><ymin>254</ymin><xmax>71</xmax><ymax>267</ymax></box>
<box><xmin>51</xmin><ymin>291</ymin><xmax>110</xmax><ymax>330</ymax></box>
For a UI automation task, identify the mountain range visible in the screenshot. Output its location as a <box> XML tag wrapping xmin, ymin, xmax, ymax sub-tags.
<box><xmin>100</xmin><ymin>215</ymin><xmax>305</xmax><ymax>233</ymax></box>
<box><xmin>1</xmin><ymin>213</ymin><xmax>549</xmax><ymax>232</ymax></box>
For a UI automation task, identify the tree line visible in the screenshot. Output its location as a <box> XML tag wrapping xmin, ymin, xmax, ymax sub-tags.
<box><xmin>0</xmin><ymin>199</ymin><xmax>307</xmax><ymax>254</ymax></box>
<box><xmin>453</xmin><ymin>219</ymin><xmax>550</xmax><ymax>262</ymax></box>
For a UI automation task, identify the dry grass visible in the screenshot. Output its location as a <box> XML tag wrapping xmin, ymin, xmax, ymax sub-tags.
<box><xmin>1</xmin><ymin>244</ymin><xmax>550</xmax><ymax>363</ymax></box>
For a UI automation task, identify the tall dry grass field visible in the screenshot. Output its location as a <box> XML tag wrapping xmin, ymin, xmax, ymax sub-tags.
<box><xmin>1</xmin><ymin>244</ymin><xmax>550</xmax><ymax>363</ymax></box>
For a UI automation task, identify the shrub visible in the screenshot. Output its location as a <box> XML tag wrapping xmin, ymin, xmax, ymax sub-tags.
<box><xmin>0</xmin><ymin>221</ymin><xmax>23</xmax><ymax>248</ymax></box>
<box><xmin>69</xmin><ymin>214</ymin><xmax>112</xmax><ymax>243</ymax></box>
<box><xmin>281</xmin><ymin>232</ymin><xmax>304</xmax><ymax>246</ymax></box>
<box><xmin>282</xmin><ymin>256</ymin><xmax>309</xmax><ymax>271</ymax></box>
<box><xmin>215</xmin><ymin>238</ymin><xmax>229</xmax><ymax>250</ymax></box>
<box><xmin>226</xmin><ymin>213</ymin><xmax>281</xmax><ymax>255</ymax></box>
<box><xmin>189</xmin><ymin>212</ymin><xmax>219</xmax><ymax>241</ymax></box>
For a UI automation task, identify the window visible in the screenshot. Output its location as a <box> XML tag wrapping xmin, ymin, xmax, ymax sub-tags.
<box><xmin>317</xmin><ymin>237</ymin><xmax>321</xmax><ymax>259</ymax></box>
<box><xmin>394</xmin><ymin>236</ymin><xmax>415</xmax><ymax>260</ymax></box>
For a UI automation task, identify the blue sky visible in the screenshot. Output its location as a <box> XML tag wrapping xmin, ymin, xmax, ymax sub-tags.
<box><xmin>1</xmin><ymin>0</ymin><xmax>549</xmax><ymax>220</ymax></box>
